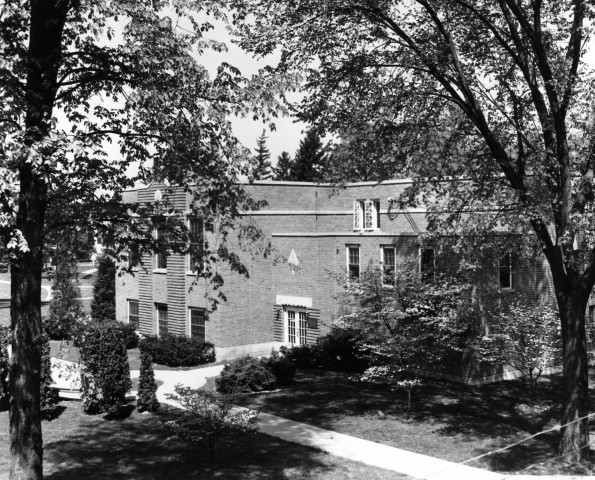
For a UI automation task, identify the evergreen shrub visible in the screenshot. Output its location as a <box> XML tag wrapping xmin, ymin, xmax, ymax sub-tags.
<box><xmin>139</xmin><ymin>334</ymin><xmax>215</xmax><ymax>367</ymax></box>
<box><xmin>91</xmin><ymin>256</ymin><xmax>116</xmax><ymax>322</ymax></box>
<box><xmin>216</xmin><ymin>355</ymin><xmax>276</xmax><ymax>394</ymax></box>
<box><xmin>137</xmin><ymin>351</ymin><xmax>159</xmax><ymax>413</ymax></box>
<box><xmin>45</xmin><ymin>257</ymin><xmax>83</xmax><ymax>340</ymax></box>
<box><xmin>262</xmin><ymin>350</ymin><xmax>296</xmax><ymax>385</ymax></box>
<box><xmin>80</xmin><ymin>322</ymin><xmax>131</xmax><ymax>415</ymax></box>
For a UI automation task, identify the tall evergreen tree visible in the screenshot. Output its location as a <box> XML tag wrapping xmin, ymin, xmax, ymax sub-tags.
<box><xmin>291</xmin><ymin>129</ymin><xmax>327</xmax><ymax>182</ymax></box>
<box><xmin>273</xmin><ymin>151</ymin><xmax>294</xmax><ymax>180</ymax></box>
<box><xmin>45</xmin><ymin>254</ymin><xmax>83</xmax><ymax>340</ymax></box>
<box><xmin>91</xmin><ymin>256</ymin><xmax>116</xmax><ymax>322</ymax></box>
<box><xmin>250</xmin><ymin>129</ymin><xmax>272</xmax><ymax>180</ymax></box>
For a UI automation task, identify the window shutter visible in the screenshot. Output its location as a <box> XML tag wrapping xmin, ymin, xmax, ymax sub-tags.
<box><xmin>273</xmin><ymin>305</ymin><xmax>283</xmax><ymax>342</ymax></box>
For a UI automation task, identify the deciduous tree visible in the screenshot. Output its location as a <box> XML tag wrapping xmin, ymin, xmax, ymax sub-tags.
<box><xmin>235</xmin><ymin>0</ymin><xmax>595</xmax><ymax>459</ymax></box>
<box><xmin>0</xmin><ymin>1</ymin><xmax>287</xmax><ymax>477</ymax></box>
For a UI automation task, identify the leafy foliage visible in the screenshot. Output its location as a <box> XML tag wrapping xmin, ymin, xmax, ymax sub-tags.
<box><xmin>91</xmin><ymin>256</ymin><xmax>116</xmax><ymax>322</ymax></box>
<box><xmin>215</xmin><ymin>355</ymin><xmax>277</xmax><ymax>394</ymax></box>
<box><xmin>479</xmin><ymin>302</ymin><xmax>561</xmax><ymax>405</ymax></box>
<box><xmin>139</xmin><ymin>335</ymin><xmax>215</xmax><ymax>367</ymax></box>
<box><xmin>40</xmin><ymin>334</ymin><xmax>59</xmax><ymax>420</ymax></box>
<box><xmin>250</xmin><ymin>129</ymin><xmax>272</xmax><ymax>181</ymax></box>
<box><xmin>45</xmin><ymin>256</ymin><xmax>83</xmax><ymax>340</ymax></box>
<box><xmin>80</xmin><ymin>322</ymin><xmax>132</xmax><ymax>416</ymax></box>
<box><xmin>280</xmin><ymin>329</ymin><xmax>369</xmax><ymax>373</ymax></box>
<box><xmin>0</xmin><ymin>327</ymin><xmax>10</xmax><ymax>403</ymax></box>
<box><xmin>334</xmin><ymin>267</ymin><xmax>473</xmax><ymax>419</ymax></box>
<box><xmin>165</xmin><ymin>385</ymin><xmax>259</xmax><ymax>463</ymax></box>
<box><xmin>137</xmin><ymin>351</ymin><xmax>159</xmax><ymax>413</ymax></box>
<box><xmin>261</xmin><ymin>350</ymin><xmax>296</xmax><ymax>386</ymax></box>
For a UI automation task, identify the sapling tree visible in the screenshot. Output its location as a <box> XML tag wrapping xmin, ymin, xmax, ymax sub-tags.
<box><xmin>479</xmin><ymin>302</ymin><xmax>561</xmax><ymax>406</ymax></box>
<box><xmin>335</xmin><ymin>267</ymin><xmax>472</xmax><ymax>420</ymax></box>
<box><xmin>165</xmin><ymin>385</ymin><xmax>259</xmax><ymax>463</ymax></box>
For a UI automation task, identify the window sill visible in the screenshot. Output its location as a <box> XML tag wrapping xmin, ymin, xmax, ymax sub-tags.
<box><xmin>153</xmin><ymin>268</ymin><xmax>167</xmax><ymax>274</ymax></box>
<box><xmin>500</xmin><ymin>287</ymin><xmax>515</xmax><ymax>293</ymax></box>
<box><xmin>186</xmin><ymin>271</ymin><xmax>205</xmax><ymax>276</ymax></box>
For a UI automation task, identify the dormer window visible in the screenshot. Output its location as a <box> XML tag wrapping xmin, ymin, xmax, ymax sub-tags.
<box><xmin>354</xmin><ymin>200</ymin><xmax>379</xmax><ymax>231</ymax></box>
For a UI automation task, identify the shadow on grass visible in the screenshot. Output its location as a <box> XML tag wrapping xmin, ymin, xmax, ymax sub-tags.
<box><xmin>238</xmin><ymin>368</ymin><xmax>595</xmax><ymax>474</ymax></box>
<box><xmin>37</xmin><ymin>403</ymin><xmax>393</xmax><ymax>480</ymax></box>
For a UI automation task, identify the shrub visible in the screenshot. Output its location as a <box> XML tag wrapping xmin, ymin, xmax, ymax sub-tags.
<box><xmin>262</xmin><ymin>350</ymin><xmax>296</xmax><ymax>385</ymax></box>
<box><xmin>281</xmin><ymin>330</ymin><xmax>369</xmax><ymax>373</ymax></box>
<box><xmin>137</xmin><ymin>352</ymin><xmax>159</xmax><ymax>413</ymax></box>
<box><xmin>40</xmin><ymin>333</ymin><xmax>59</xmax><ymax>419</ymax></box>
<box><xmin>280</xmin><ymin>344</ymin><xmax>318</xmax><ymax>369</ymax></box>
<box><xmin>139</xmin><ymin>334</ymin><xmax>215</xmax><ymax>367</ymax></box>
<box><xmin>216</xmin><ymin>355</ymin><xmax>277</xmax><ymax>394</ymax></box>
<box><xmin>45</xmin><ymin>256</ymin><xmax>83</xmax><ymax>340</ymax></box>
<box><xmin>165</xmin><ymin>386</ymin><xmax>258</xmax><ymax>463</ymax></box>
<box><xmin>111</xmin><ymin>321</ymin><xmax>138</xmax><ymax>349</ymax></box>
<box><xmin>80</xmin><ymin>322</ymin><xmax>132</xmax><ymax>416</ymax></box>
<box><xmin>91</xmin><ymin>255</ymin><xmax>116</xmax><ymax>322</ymax></box>
<box><xmin>0</xmin><ymin>326</ymin><xmax>10</xmax><ymax>402</ymax></box>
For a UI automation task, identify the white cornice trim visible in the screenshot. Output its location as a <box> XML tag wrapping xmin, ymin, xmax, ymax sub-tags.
<box><xmin>241</xmin><ymin>208</ymin><xmax>428</xmax><ymax>216</ymax></box>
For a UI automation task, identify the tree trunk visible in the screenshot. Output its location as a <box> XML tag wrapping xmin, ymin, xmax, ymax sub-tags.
<box><xmin>9</xmin><ymin>171</ymin><xmax>46</xmax><ymax>480</ymax></box>
<box><xmin>9</xmin><ymin>1</ymin><xmax>69</xmax><ymax>478</ymax></box>
<box><xmin>557</xmin><ymin>290</ymin><xmax>590</xmax><ymax>461</ymax></box>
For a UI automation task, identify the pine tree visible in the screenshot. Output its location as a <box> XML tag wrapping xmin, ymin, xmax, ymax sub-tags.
<box><xmin>45</xmin><ymin>254</ymin><xmax>83</xmax><ymax>340</ymax></box>
<box><xmin>91</xmin><ymin>256</ymin><xmax>116</xmax><ymax>322</ymax></box>
<box><xmin>273</xmin><ymin>151</ymin><xmax>294</xmax><ymax>180</ymax></box>
<box><xmin>137</xmin><ymin>351</ymin><xmax>159</xmax><ymax>413</ymax></box>
<box><xmin>251</xmin><ymin>129</ymin><xmax>272</xmax><ymax>180</ymax></box>
<box><xmin>291</xmin><ymin>128</ymin><xmax>327</xmax><ymax>182</ymax></box>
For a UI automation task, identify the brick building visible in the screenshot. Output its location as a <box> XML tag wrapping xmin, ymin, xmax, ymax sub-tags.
<box><xmin>115</xmin><ymin>179</ymin><xmax>592</xmax><ymax>382</ymax></box>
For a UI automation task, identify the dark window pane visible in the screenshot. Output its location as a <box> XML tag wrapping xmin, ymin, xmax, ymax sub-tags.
<box><xmin>190</xmin><ymin>308</ymin><xmax>206</xmax><ymax>342</ymax></box>
<box><xmin>189</xmin><ymin>218</ymin><xmax>204</xmax><ymax>273</ymax></box>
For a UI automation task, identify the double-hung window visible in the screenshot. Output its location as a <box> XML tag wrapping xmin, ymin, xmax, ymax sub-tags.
<box><xmin>381</xmin><ymin>246</ymin><xmax>396</xmax><ymax>285</ymax></box>
<box><xmin>128</xmin><ymin>300</ymin><xmax>139</xmax><ymax>329</ymax></box>
<box><xmin>156</xmin><ymin>304</ymin><xmax>168</xmax><ymax>336</ymax></box>
<box><xmin>189</xmin><ymin>308</ymin><xmax>206</xmax><ymax>342</ymax></box>
<box><xmin>353</xmin><ymin>200</ymin><xmax>379</xmax><ymax>231</ymax></box>
<box><xmin>499</xmin><ymin>251</ymin><xmax>513</xmax><ymax>290</ymax></box>
<box><xmin>188</xmin><ymin>218</ymin><xmax>204</xmax><ymax>274</ymax></box>
<box><xmin>286</xmin><ymin>307</ymin><xmax>307</xmax><ymax>345</ymax></box>
<box><xmin>347</xmin><ymin>245</ymin><xmax>360</xmax><ymax>280</ymax></box>
<box><xmin>155</xmin><ymin>227</ymin><xmax>167</xmax><ymax>270</ymax></box>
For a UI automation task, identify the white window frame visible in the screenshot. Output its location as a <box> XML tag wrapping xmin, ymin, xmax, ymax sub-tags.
<box><xmin>380</xmin><ymin>245</ymin><xmax>396</xmax><ymax>286</ymax></box>
<box><xmin>353</xmin><ymin>199</ymin><xmax>379</xmax><ymax>231</ymax></box>
<box><xmin>498</xmin><ymin>251</ymin><xmax>513</xmax><ymax>290</ymax></box>
<box><xmin>284</xmin><ymin>306</ymin><xmax>308</xmax><ymax>345</ymax></box>
<box><xmin>346</xmin><ymin>244</ymin><xmax>360</xmax><ymax>280</ymax></box>
<box><xmin>187</xmin><ymin>217</ymin><xmax>204</xmax><ymax>274</ymax></box>
<box><xmin>127</xmin><ymin>299</ymin><xmax>140</xmax><ymax>328</ymax></box>
<box><xmin>155</xmin><ymin>303</ymin><xmax>168</xmax><ymax>336</ymax></box>
<box><xmin>188</xmin><ymin>307</ymin><xmax>206</xmax><ymax>342</ymax></box>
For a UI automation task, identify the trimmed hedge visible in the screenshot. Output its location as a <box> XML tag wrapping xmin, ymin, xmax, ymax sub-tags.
<box><xmin>216</xmin><ymin>356</ymin><xmax>276</xmax><ymax>394</ymax></box>
<box><xmin>80</xmin><ymin>322</ymin><xmax>132</xmax><ymax>416</ymax></box>
<box><xmin>139</xmin><ymin>334</ymin><xmax>215</xmax><ymax>367</ymax></box>
<box><xmin>117</xmin><ymin>322</ymin><xmax>139</xmax><ymax>349</ymax></box>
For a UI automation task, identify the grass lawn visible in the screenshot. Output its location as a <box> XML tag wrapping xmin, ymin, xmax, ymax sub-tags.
<box><xmin>235</xmin><ymin>369</ymin><xmax>595</xmax><ymax>476</ymax></box>
<box><xmin>0</xmin><ymin>401</ymin><xmax>409</xmax><ymax>480</ymax></box>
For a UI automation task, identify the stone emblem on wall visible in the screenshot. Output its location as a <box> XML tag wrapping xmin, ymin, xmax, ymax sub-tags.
<box><xmin>288</xmin><ymin>249</ymin><xmax>300</xmax><ymax>275</ymax></box>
